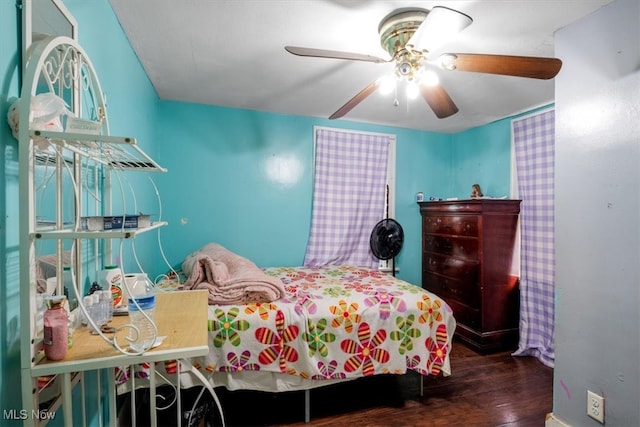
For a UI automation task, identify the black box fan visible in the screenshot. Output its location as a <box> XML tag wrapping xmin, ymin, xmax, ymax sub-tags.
<box><xmin>370</xmin><ymin>218</ymin><xmax>404</xmax><ymax>276</ymax></box>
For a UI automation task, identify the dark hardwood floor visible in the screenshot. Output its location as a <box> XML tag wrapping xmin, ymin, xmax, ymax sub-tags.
<box><xmin>209</xmin><ymin>340</ymin><xmax>553</xmax><ymax>427</ymax></box>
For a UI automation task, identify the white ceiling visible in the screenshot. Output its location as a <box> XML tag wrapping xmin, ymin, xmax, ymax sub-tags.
<box><xmin>108</xmin><ymin>0</ymin><xmax>613</xmax><ymax>133</ymax></box>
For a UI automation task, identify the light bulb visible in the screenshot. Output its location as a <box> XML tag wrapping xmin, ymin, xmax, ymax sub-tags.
<box><xmin>406</xmin><ymin>81</ymin><xmax>419</xmax><ymax>99</ymax></box>
<box><xmin>378</xmin><ymin>75</ymin><xmax>396</xmax><ymax>95</ymax></box>
<box><xmin>422</xmin><ymin>69</ymin><xmax>440</xmax><ymax>87</ymax></box>
<box><xmin>438</xmin><ymin>54</ymin><xmax>457</xmax><ymax>71</ymax></box>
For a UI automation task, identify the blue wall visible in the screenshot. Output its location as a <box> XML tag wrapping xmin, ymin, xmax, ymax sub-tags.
<box><xmin>154</xmin><ymin>100</ymin><xmax>453</xmax><ymax>286</ymax></box>
<box><xmin>0</xmin><ymin>0</ymin><xmax>524</xmax><ymax>422</ymax></box>
<box><xmin>451</xmin><ymin>120</ymin><xmax>513</xmax><ymax>199</ymax></box>
<box><xmin>65</xmin><ymin>0</ymin><xmax>162</xmax><ymax>276</ymax></box>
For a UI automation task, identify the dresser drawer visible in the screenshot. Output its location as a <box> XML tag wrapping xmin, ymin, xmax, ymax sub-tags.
<box><xmin>424</xmin><ymin>252</ymin><xmax>479</xmax><ymax>284</ymax></box>
<box><xmin>424</xmin><ymin>234</ymin><xmax>479</xmax><ymax>261</ymax></box>
<box><xmin>435</xmin><ymin>294</ymin><xmax>481</xmax><ymax>329</ymax></box>
<box><xmin>423</xmin><ymin>215</ymin><xmax>479</xmax><ymax>236</ymax></box>
<box><xmin>422</xmin><ymin>271</ymin><xmax>480</xmax><ymax>309</ymax></box>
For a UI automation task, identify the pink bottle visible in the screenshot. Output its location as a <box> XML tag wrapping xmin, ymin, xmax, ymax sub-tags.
<box><xmin>43</xmin><ymin>296</ymin><xmax>69</xmax><ymax>361</ymax></box>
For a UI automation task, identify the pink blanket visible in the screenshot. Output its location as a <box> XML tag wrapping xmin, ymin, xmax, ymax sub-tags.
<box><xmin>182</xmin><ymin>243</ymin><xmax>285</xmax><ymax>305</ymax></box>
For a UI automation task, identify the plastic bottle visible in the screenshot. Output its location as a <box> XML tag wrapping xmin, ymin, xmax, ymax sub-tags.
<box><xmin>43</xmin><ymin>296</ymin><xmax>69</xmax><ymax>360</ymax></box>
<box><xmin>101</xmin><ymin>265</ymin><xmax>124</xmax><ymax>308</ymax></box>
<box><xmin>127</xmin><ymin>276</ymin><xmax>156</xmax><ymax>352</ymax></box>
<box><xmin>83</xmin><ymin>295</ymin><xmax>99</xmax><ymax>333</ymax></box>
<box><xmin>128</xmin><ymin>274</ymin><xmax>152</xmax><ymax>298</ymax></box>
<box><xmin>101</xmin><ymin>290</ymin><xmax>113</xmax><ymax>323</ymax></box>
<box><xmin>92</xmin><ymin>293</ymin><xmax>103</xmax><ymax>326</ymax></box>
<box><xmin>63</xmin><ymin>266</ymin><xmax>78</xmax><ymax>311</ymax></box>
<box><xmin>82</xmin><ymin>296</ymin><xmax>92</xmax><ymax>323</ymax></box>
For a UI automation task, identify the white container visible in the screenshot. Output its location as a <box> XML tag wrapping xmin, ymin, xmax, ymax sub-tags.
<box><xmin>101</xmin><ymin>265</ymin><xmax>124</xmax><ymax>308</ymax></box>
<box><xmin>45</xmin><ymin>277</ymin><xmax>57</xmax><ymax>296</ymax></box>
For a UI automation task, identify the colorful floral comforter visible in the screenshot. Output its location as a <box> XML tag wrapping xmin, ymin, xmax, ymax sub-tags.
<box><xmin>197</xmin><ymin>266</ymin><xmax>455</xmax><ymax>380</ymax></box>
<box><xmin>117</xmin><ymin>266</ymin><xmax>456</xmax><ymax>389</ymax></box>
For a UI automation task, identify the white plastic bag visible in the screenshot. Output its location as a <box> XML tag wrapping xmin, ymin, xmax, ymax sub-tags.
<box><xmin>6</xmin><ymin>97</ymin><xmax>19</xmax><ymax>139</ymax></box>
<box><xmin>6</xmin><ymin>94</ymin><xmax>72</xmax><ymax>151</ymax></box>
<box><xmin>30</xmin><ymin>93</ymin><xmax>71</xmax><ymax>132</ymax></box>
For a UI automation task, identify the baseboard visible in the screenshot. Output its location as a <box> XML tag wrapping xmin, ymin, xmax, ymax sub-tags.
<box><xmin>545</xmin><ymin>413</ymin><xmax>571</xmax><ymax>427</ymax></box>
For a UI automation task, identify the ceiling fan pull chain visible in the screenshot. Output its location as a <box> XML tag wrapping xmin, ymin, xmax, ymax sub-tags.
<box><xmin>406</xmin><ymin>84</ymin><xmax>411</xmax><ymax>113</ymax></box>
<box><xmin>393</xmin><ymin>83</ymin><xmax>399</xmax><ymax>107</ymax></box>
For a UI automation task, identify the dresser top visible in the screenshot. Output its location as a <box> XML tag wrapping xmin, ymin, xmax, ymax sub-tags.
<box><xmin>418</xmin><ymin>199</ymin><xmax>521</xmax><ymax>214</ymax></box>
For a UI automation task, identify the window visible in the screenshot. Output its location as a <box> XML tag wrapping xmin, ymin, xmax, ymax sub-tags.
<box><xmin>304</xmin><ymin>127</ymin><xmax>396</xmax><ymax>268</ymax></box>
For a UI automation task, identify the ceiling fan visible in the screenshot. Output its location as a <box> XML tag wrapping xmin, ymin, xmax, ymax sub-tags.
<box><xmin>285</xmin><ymin>6</ymin><xmax>562</xmax><ymax>120</ymax></box>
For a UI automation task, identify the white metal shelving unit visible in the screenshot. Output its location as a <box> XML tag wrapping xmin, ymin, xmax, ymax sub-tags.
<box><xmin>17</xmin><ymin>35</ymin><xmax>194</xmax><ymax>426</ymax></box>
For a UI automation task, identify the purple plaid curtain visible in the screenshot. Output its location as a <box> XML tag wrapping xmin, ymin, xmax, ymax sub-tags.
<box><xmin>304</xmin><ymin>128</ymin><xmax>390</xmax><ymax>268</ymax></box>
<box><xmin>511</xmin><ymin>109</ymin><xmax>556</xmax><ymax>367</ymax></box>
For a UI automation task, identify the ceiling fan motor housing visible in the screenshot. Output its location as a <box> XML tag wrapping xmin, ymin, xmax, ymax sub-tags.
<box><xmin>378</xmin><ymin>8</ymin><xmax>428</xmax><ymax>56</ymax></box>
<box><xmin>379</xmin><ymin>8</ymin><xmax>430</xmax><ymax>81</ymax></box>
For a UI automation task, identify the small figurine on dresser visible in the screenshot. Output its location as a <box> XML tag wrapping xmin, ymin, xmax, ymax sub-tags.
<box><xmin>471</xmin><ymin>184</ymin><xmax>484</xmax><ymax>198</ymax></box>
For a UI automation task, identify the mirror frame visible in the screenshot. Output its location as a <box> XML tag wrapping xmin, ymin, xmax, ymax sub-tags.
<box><xmin>21</xmin><ymin>0</ymin><xmax>77</xmax><ymax>74</ymax></box>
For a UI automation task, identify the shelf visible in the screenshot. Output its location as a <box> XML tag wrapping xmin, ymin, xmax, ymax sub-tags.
<box><xmin>31</xmin><ymin>130</ymin><xmax>167</xmax><ymax>173</ymax></box>
<box><xmin>35</xmin><ymin>152</ymin><xmax>73</xmax><ymax>167</ymax></box>
<box><xmin>32</xmin><ymin>221</ymin><xmax>168</xmax><ymax>239</ymax></box>
<box><xmin>31</xmin><ymin>290</ymin><xmax>209</xmax><ymax>376</ymax></box>
<box><xmin>20</xmin><ymin>35</ymin><xmax>176</xmax><ymax>423</ymax></box>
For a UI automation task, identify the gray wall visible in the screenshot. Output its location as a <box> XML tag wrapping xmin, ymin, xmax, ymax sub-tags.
<box><xmin>554</xmin><ymin>0</ymin><xmax>640</xmax><ymax>425</ymax></box>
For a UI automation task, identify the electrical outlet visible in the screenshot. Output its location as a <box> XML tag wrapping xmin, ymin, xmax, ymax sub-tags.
<box><xmin>587</xmin><ymin>390</ymin><xmax>605</xmax><ymax>423</ymax></box>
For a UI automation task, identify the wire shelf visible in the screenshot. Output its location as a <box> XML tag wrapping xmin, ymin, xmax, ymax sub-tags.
<box><xmin>32</xmin><ymin>130</ymin><xmax>167</xmax><ymax>172</ymax></box>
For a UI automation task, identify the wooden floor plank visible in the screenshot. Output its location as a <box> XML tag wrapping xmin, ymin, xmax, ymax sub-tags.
<box><xmin>210</xmin><ymin>340</ymin><xmax>553</xmax><ymax>427</ymax></box>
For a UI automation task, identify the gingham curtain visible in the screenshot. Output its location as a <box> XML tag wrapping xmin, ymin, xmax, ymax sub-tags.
<box><xmin>511</xmin><ymin>109</ymin><xmax>556</xmax><ymax>367</ymax></box>
<box><xmin>304</xmin><ymin>128</ymin><xmax>390</xmax><ymax>268</ymax></box>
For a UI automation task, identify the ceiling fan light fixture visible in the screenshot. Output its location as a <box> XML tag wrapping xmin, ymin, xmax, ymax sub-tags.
<box><xmin>285</xmin><ymin>6</ymin><xmax>561</xmax><ymax>122</ymax></box>
<box><xmin>438</xmin><ymin>53</ymin><xmax>458</xmax><ymax>71</ymax></box>
<box><xmin>407</xmin><ymin>6</ymin><xmax>472</xmax><ymax>53</ymax></box>
<box><xmin>378</xmin><ymin>74</ymin><xmax>396</xmax><ymax>95</ymax></box>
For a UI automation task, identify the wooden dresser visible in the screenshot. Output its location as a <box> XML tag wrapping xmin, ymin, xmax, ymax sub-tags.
<box><xmin>418</xmin><ymin>199</ymin><xmax>521</xmax><ymax>352</ymax></box>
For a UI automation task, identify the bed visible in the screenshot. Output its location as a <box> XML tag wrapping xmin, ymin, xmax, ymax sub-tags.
<box><xmin>117</xmin><ymin>243</ymin><xmax>457</xmax><ymax>423</ymax></box>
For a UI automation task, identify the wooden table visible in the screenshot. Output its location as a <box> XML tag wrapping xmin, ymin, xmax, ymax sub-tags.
<box><xmin>32</xmin><ymin>290</ymin><xmax>209</xmax><ymax>375</ymax></box>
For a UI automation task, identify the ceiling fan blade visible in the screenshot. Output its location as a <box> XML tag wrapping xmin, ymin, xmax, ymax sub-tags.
<box><xmin>440</xmin><ymin>53</ymin><xmax>562</xmax><ymax>79</ymax></box>
<box><xmin>420</xmin><ymin>84</ymin><xmax>458</xmax><ymax>119</ymax></box>
<box><xmin>330</xmin><ymin>80</ymin><xmax>381</xmax><ymax>120</ymax></box>
<box><xmin>285</xmin><ymin>46</ymin><xmax>389</xmax><ymax>63</ymax></box>
<box><xmin>407</xmin><ymin>6</ymin><xmax>473</xmax><ymax>52</ymax></box>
